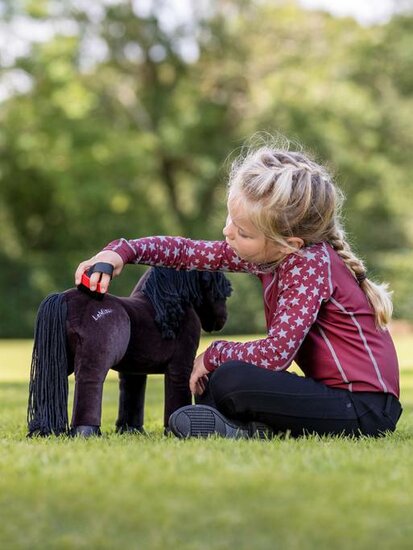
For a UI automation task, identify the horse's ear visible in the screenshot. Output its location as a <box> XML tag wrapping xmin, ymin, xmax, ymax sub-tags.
<box><xmin>200</xmin><ymin>271</ymin><xmax>232</xmax><ymax>300</ymax></box>
<box><xmin>217</xmin><ymin>273</ymin><xmax>233</xmax><ymax>299</ymax></box>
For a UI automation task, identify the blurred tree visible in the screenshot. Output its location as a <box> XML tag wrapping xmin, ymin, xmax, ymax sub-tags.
<box><xmin>0</xmin><ymin>0</ymin><xmax>412</xmax><ymax>336</ymax></box>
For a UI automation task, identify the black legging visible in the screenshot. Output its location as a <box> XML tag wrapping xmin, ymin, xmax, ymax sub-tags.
<box><xmin>195</xmin><ymin>361</ymin><xmax>402</xmax><ymax>437</ymax></box>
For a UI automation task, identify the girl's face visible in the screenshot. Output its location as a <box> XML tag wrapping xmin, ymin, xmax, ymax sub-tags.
<box><xmin>223</xmin><ymin>198</ymin><xmax>287</xmax><ymax>264</ymax></box>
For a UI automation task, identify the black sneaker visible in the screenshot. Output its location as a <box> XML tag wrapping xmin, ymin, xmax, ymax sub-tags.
<box><xmin>168</xmin><ymin>404</ymin><xmax>274</xmax><ymax>439</ymax></box>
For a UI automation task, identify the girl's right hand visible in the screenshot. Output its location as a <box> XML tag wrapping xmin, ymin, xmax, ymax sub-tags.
<box><xmin>74</xmin><ymin>250</ymin><xmax>125</xmax><ymax>293</ymax></box>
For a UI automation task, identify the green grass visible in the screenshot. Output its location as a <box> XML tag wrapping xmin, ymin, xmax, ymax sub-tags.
<box><xmin>1</xmin><ymin>336</ymin><xmax>413</xmax><ymax>550</ymax></box>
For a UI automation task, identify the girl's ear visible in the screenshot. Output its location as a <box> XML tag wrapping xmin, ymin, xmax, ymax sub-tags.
<box><xmin>286</xmin><ymin>237</ymin><xmax>305</xmax><ymax>251</ymax></box>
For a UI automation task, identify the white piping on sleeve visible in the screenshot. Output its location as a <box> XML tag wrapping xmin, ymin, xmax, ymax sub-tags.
<box><xmin>264</xmin><ymin>272</ymin><xmax>278</xmax><ymax>309</ymax></box>
<box><xmin>322</xmin><ymin>242</ymin><xmax>333</xmax><ymax>295</ymax></box>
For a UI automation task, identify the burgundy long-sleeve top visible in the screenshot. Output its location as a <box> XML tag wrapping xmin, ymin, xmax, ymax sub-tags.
<box><xmin>103</xmin><ymin>236</ymin><xmax>400</xmax><ymax>397</ymax></box>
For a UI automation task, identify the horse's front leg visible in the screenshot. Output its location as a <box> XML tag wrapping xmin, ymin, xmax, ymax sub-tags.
<box><xmin>164</xmin><ymin>358</ymin><xmax>194</xmax><ymax>430</ymax></box>
<box><xmin>116</xmin><ymin>372</ymin><xmax>147</xmax><ymax>433</ymax></box>
<box><xmin>163</xmin><ymin>314</ymin><xmax>201</xmax><ymax>430</ymax></box>
<box><xmin>164</xmin><ymin>345</ymin><xmax>200</xmax><ymax>430</ymax></box>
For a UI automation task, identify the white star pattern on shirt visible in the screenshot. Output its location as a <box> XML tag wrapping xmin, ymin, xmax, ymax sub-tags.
<box><xmin>291</xmin><ymin>266</ymin><xmax>302</xmax><ymax>277</ymax></box>
<box><xmin>246</xmin><ymin>344</ymin><xmax>255</xmax><ymax>356</ymax></box>
<box><xmin>280</xmin><ymin>313</ymin><xmax>291</xmax><ymax>324</ymax></box>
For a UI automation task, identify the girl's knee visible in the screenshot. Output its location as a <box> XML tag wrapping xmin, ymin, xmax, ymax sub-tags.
<box><xmin>208</xmin><ymin>361</ymin><xmax>251</xmax><ymax>402</ymax></box>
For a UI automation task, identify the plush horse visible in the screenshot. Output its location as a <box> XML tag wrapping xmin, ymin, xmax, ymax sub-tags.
<box><xmin>27</xmin><ymin>267</ymin><xmax>232</xmax><ymax>437</ymax></box>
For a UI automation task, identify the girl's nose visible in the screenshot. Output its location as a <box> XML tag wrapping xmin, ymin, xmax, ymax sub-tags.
<box><xmin>223</xmin><ymin>217</ymin><xmax>233</xmax><ymax>239</ymax></box>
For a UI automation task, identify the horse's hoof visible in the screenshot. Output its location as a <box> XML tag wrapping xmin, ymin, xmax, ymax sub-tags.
<box><xmin>116</xmin><ymin>424</ymin><xmax>145</xmax><ymax>435</ymax></box>
<box><xmin>70</xmin><ymin>425</ymin><xmax>101</xmax><ymax>438</ymax></box>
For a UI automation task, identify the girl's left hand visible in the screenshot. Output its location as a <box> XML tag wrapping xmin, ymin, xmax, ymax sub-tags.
<box><xmin>190</xmin><ymin>352</ymin><xmax>210</xmax><ymax>396</ymax></box>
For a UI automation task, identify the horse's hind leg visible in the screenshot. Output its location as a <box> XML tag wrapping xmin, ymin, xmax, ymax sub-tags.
<box><xmin>70</xmin><ymin>300</ymin><xmax>130</xmax><ymax>436</ymax></box>
<box><xmin>71</xmin><ymin>352</ymin><xmax>113</xmax><ymax>435</ymax></box>
<box><xmin>116</xmin><ymin>373</ymin><xmax>147</xmax><ymax>433</ymax></box>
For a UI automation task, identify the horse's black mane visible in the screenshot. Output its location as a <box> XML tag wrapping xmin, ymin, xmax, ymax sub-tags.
<box><xmin>141</xmin><ymin>268</ymin><xmax>232</xmax><ymax>339</ymax></box>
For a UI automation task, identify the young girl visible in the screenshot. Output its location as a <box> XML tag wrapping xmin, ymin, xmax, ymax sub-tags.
<box><xmin>75</xmin><ymin>145</ymin><xmax>402</xmax><ymax>438</ymax></box>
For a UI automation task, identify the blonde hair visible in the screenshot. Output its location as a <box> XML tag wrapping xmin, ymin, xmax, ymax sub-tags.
<box><xmin>228</xmin><ymin>142</ymin><xmax>393</xmax><ymax>329</ymax></box>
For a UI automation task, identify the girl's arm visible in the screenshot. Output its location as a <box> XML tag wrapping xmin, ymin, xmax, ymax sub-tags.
<box><xmin>102</xmin><ymin>236</ymin><xmax>262</xmax><ymax>274</ymax></box>
<box><xmin>203</xmin><ymin>244</ymin><xmax>333</xmax><ymax>372</ymax></box>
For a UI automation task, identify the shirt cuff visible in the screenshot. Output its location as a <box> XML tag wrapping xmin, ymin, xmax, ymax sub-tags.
<box><xmin>203</xmin><ymin>346</ymin><xmax>219</xmax><ymax>373</ymax></box>
<box><xmin>102</xmin><ymin>240</ymin><xmax>135</xmax><ymax>264</ymax></box>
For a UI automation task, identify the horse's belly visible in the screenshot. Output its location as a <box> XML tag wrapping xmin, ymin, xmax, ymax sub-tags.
<box><xmin>113</xmin><ymin>343</ymin><xmax>175</xmax><ymax>375</ymax></box>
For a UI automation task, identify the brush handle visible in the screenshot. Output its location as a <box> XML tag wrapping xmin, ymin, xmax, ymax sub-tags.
<box><xmin>77</xmin><ymin>262</ymin><xmax>114</xmax><ymax>299</ymax></box>
<box><xmin>86</xmin><ymin>262</ymin><xmax>114</xmax><ymax>278</ymax></box>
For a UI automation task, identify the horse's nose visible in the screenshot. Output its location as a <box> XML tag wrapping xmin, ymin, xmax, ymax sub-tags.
<box><xmin>213</xmin><ymin>313</ymin><xmax>227</xmax><ymax>331</ymax></box>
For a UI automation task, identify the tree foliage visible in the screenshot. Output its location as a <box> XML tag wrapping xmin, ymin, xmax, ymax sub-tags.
<box><xmin>0</xmin><ymin>0</ymin><xmax>412</xmax><ymax>336</ymax></box>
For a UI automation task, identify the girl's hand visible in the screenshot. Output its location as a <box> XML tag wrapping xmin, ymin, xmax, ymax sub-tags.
<box><xmin>75</xmin><ymin>250</ymin><xmax>125</xmax><ymax>293</ymax></box>
<box><xmin>190</xmin><ymin>352</ymin><xmax>210</xmax><ymax>396</ymax></box>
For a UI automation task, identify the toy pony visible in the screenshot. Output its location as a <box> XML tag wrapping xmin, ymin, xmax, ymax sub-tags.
<box><xmin>27</xmin><ymin>266</ymin><xmax>232</xmax><ymax>437</ymax></box>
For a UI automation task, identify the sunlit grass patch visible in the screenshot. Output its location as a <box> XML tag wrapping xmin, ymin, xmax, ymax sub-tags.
<box><xmin>0</xmin><ymin>336</ymin><xmax>412</xmax><ymax>549</ymax></box>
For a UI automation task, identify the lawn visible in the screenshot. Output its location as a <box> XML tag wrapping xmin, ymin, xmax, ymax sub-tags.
<box><xmin>0</xmin><ymin>334</ymin><xmax>412</xmax><ymax>550</ymax></box>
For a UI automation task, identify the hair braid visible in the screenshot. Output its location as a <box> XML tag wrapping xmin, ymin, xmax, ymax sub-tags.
<box><xmin>328</xmin><ymin>227</ymin><xmax>367</xmax><ymax>280</ymax></box>
<box><xmin>327</xmin><ymin>227</ymin><xmax>393</xmax><ymax>328</ymax></box>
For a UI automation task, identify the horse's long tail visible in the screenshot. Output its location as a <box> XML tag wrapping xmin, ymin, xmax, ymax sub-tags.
<box><xmin>27</xmin><ymin>292</ymin><xmax>69</xmax><ymax>436</ymax></box>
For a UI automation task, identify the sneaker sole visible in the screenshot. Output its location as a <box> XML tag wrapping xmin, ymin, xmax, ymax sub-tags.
<box><xmin>169</xmin><ymin>405</ymin><xmax>249</xmax><ymax>439</ymax></box>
